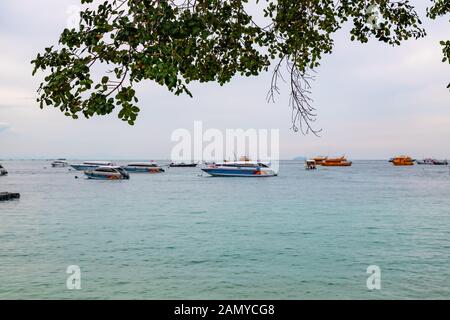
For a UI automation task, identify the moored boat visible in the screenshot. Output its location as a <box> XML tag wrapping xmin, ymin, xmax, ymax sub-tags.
<box><xmin>305</xmin><ymin>160</ymin><xmax>317</xmax><ymax>170</ymax></box>
<box><xmin>169</xmin><ymin>162</ymin><xmax>198</xmax><ymax>168</ymax></box>
<box><xmin>321</xmin><ymin>156</ymin><xmax>352</xmax><ymax>167</ymax></box>
<box><xmin>84</xmin><ymin>166</ymin><xmax>130</xmax><ymax>180</ymax></box>
<box><xmin>0</xmin><ymin>192</ymin><xmax>20</xmax><ymax>201</ymax></box>
<box><xmin>71</xmin><ymin>161</ymin><xmax>114</xmax><ymax>171</ymax></box>
<box><xmin>51</xmin><ymin>159</ymin><xmax>68</xmax><ymax>168</ymax></box>
<box><xmin>391</xmin><ymin>156</ymin><xmax>414</xmax><ymax>166</ymax></box>
<box><xmin>0</xmin><ymin>164</ymin><xmax>8</xmax><ymax>176</ymax></box>
<box><xmin>125</xmin><ymin>162</ymin><xmax>165</xmax><ymax>173</ymax></box>
<box><xmin>416</xmin><ymin>158</ymin><xmax>448</xmax><ymax>165</ymax></box>
<box><xmin>202</xmin><ymin>161</ymin><xmax>277</xmax><ymax>177</ymax></box>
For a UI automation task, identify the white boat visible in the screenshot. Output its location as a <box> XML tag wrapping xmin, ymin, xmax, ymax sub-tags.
<box><xmin>51</xmin><ymin>160</ymin><xmax>68</xmax><ymax>168</ymax></box>
<box><xmin>305</xmin><ymin>160</ymin><xmax>317</xmax><ymax>170</ymax></box>
<box><xmin>416</xmin><ymin>158</ymin><xmax>448</xmax><ymax>165</ymax></box>
<box><xmin>201</xmin><ymin>161</ymin><xmax>277</xmax><ymax>177</ymax></box>
<box><xmin>70</xmin><ymin>161</ymin><xmax>114</xmax><ymax>171</ymax></box>
<box><xmin>0</xmin><ymin>164</ymin><xmax>7</xmax><ymax>176</ymax></box>
<box><xmin>124</xmin><ymin>162</ymin><xmax>165</xmax><ymax>173</ymax></box>
<box><xmin>84</xmin><ymin>166</ymin><xmax>130</xmax><ymax>180</ymax></box>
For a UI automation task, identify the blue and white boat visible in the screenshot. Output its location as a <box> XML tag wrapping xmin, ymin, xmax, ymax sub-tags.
<box><xmin>201</xmin><ymin>161</ymin><xmax>277</xmax><ymax>177</ymax></box>
<box><xmin>70</xmin><ymin>161</ymin><xmax>114</xmax><ymax>171</ymax></box>
<box><xmin>124</xmin><ymin>162</ymin><xmax>165</xmax><ymax>173</ymax></box>
<box><xmin>85</xmin><ymin>166</ymin><xmax>130</xmax><ymax>180</ymax></box>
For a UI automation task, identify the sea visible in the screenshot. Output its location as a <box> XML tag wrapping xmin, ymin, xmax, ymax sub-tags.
<box><xmin>0</xmin><ymin>160</ymin><xmax>449</xmax><ymax>299</ymax></box>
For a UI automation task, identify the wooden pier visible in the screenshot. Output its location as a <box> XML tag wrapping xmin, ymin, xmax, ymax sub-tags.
<box><xmin>0</xmin><ymin>192</ymin><xmax>20</xmax><ymax>201</ymax></box>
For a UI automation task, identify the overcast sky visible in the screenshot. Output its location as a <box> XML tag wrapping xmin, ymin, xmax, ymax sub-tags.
<box><xmin>0</xmin><ymin>0</ymin><xmax>449</xmax><ymax>160</ymax></box>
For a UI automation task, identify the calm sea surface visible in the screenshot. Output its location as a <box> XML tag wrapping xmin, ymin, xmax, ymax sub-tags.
<box><xmin>0</xmin><ymin>160</ymin><xmax>449</xmax><ymax>299</ymax></box>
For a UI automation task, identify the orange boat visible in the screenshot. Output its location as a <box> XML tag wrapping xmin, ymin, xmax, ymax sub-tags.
<box><xmin>321</xmin><ymin>156</ymin><xmax>352</xmax><ymax>167</ymax></box>
<box><xmin>313</xmin><ymin>156</ymin><xmax>327</xmax><ymax>165</ymax></box>
<box><xmin>391</xmin><ymin>156</ymin><xmax>414</xmax><ymax>166</ymax></box>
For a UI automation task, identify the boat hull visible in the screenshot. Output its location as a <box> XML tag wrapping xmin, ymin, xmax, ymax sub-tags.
<box><xmin>170</xmin><ymin>163</ymin><xmax>198</xmax><ymax>168</ymax></box>
<box><xmin>321</xmin><ymin>162</ymin><xmax>352</xmax><ymax>167</ymax></box>
<box><xmin>85</xmin><ymin>172</ymin><xmax>128</xmax><ymax>180</ymax></box>
<box><xmin>202</xmin><ymin>168</ymin><xmax>277</xmax><ymax>177</ymax></box>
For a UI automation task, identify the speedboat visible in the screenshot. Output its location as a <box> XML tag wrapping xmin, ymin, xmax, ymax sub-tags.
<box><xmin>125</xmin><ymin>162</ymin><xmax>165</xmax><ymax>173</ymax></box>
<box><xmin>416</xmin><ymin>158</ymin><xmax>448</xmax><ymax>165</ymax></box>
<box><xmin>433</xmin><ymin>160</ymin><xmax>449</xmax><ymax>165</ymax></box>
<box><xmin>0</xmin><ymin>164</ymin><xmax>7</xmax><ymax>176</ymax></box>
<box><xmin>416</xmin><ymin>158</ymin><xmax>434</xmax><ymax>165</ymax></box>
<box><xmin>321</xmin><ymin>156</ymin><xmax>352</xmax><ymax>167</ymax></box>
<box><xmin>51</xmin><ymin>159</ymin><xmax>68</xmax><ymax>168</ymax></box>
<box><xmin>70</xmin><ymin>161</ymin><xmax>114</xmax><ymax>171</ymax></box>
<box><xmin>391</xmin><ymin>156</ymin><xmax>414</xmax><ymax>166</ymax></box>
<box><xmin>201</xmin><ymin>161</ymin><xmax>277</xmax><ymax>177</ymax></box>
<box><xmin>169</xmin><ymin>162</ymin><xmax>198</xmax><ymax>168</ymax></box>
<box><xmin>305</xmin><ymin>160</ymin><xmax>317</xmax><ymax>170</ymax></box>
<box><xmin>84</xmin><ymin>166</ymin><xmax>130</xmax><ymax>180</ymax></box>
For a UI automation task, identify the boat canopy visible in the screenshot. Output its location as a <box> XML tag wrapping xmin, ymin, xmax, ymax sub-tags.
<box><xmin>217</xmin><ymin>161</ymin><xmax>270</xmax><ymax>168</ymax></box>
<box><xmin>83</xmin><ymin>161</ymin><xmax>113</xmax><ymax>165</ymax></box>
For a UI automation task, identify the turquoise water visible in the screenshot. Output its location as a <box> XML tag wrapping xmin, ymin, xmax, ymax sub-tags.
<box><xmin>0</xmin><ymin>160</ymin><xmax>449</xmax><ymax>299</ymax></box>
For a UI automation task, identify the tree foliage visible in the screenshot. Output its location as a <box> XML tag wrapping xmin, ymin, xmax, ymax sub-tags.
<box><xmin>32</xmin><ymin>0</ymin><xmax>449</xmax><ymax>132</ymax></box>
